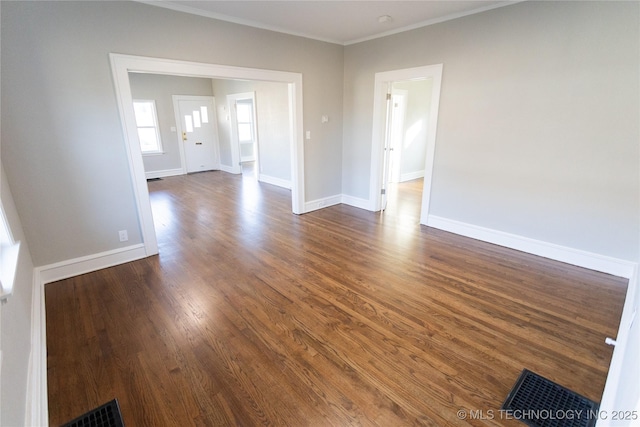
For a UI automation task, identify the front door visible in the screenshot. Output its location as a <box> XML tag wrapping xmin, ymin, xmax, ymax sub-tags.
<box><xmin>175</xmin><ymin>96</ymin><xmax>220</xmax><ymax>173</ymax></box>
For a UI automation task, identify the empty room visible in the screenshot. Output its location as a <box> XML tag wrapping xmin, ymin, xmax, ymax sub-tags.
<box><xmin>1</xmin><ymin>1</ymin><xmax>639</xmax><ymax>426</ymax></box>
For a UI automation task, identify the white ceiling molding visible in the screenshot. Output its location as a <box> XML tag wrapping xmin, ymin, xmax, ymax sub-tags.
<box><xmin>134</xmin><ymin>1</ymin><xmax>523</xmax><ymax>46</ymax></box>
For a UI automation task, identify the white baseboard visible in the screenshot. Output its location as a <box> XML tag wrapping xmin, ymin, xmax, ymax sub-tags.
<box><xmin>258</xmin><ymin>174</ymin><xmax>291</xmax><ymax>190</ymax></box>
<box><xmin>400</xmin><ymin>170</ymin><xmax>424</xmax><ymax>182</ymax></box>
<box><xmin>304</xmin><ymin>195</ymin><xmax>342</xmax><ymax>213</ymax></box>
<box><xmin>25</xmin><ymin>243</ymin><xmax>150</xmax><ymax>426</ymax></box>
<box><xmin>427</xmin><ymin>215</ymin><xmax>636</xmax><ymax>278</ymax></box>
<box><xmin>219</xmin><ymin>164</ymin><xmax>239</xmax><ymax>174</ymax></box>
<box><xmin>598</xmin><ymin>264</ymin><xmax>638</xmax><ymax>426</ymax></box>
<box><xmin>341</xmin><ymin>194</ymin><xmax>374</xmax><ymax>211</ymax></box>
<box><xmin>22</xmin><ymin>209</ymin><xmax>637</xmax><ymax>427</ymax></box>
<box><xmin>145</xmin><ymin>168</ymin><xmax>184</xmax><ymax>180</ymax></box>
<box><xmin>36</xmin><ymin>244</ymin><xmax>147</xmax><ymax>285</ymax></box>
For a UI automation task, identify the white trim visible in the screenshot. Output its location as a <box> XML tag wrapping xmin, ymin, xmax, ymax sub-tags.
<box><xmin>21</xmin><ymin>210</ymin><xmax>636</xmax><ymax>426</ymax></box>
<box><xmin>24</xmin><ymin>244</ymin><xmax>147</xmax><ymax>426</ymax></box>
<box><xmin>25</xmin><ymin>269</ymin><xmax>48</xmax><ymax>427</ymax></box>
<box><xmin>109</xmin><ymin>55</ymin><xmax>306</xmax><ymax>253</ymax></box>
<box><xmin>388</xmin><ymin>88</ymin><xmax>408</xmax><ymax>184</ymax></box>
<box><xmin>227</xmin><ymin>92</ymin><xmax>259</xmax><ymax>174</ymax></box>
<box><xmin>341</xmin><ymin>194</ymin><xmax>374</xmax><ymax>211</ymax></box>
<box><xmin>400</xmin><ymin>170</ymin><xmax>425</xmax><ymax>183</ymax></box>
<box><xmin>134</xmin><ymin>0</ymin><xmax>343</xmax><ymax>45</ymax></box>
<box><xmin>219</xmin><ymin>164</ymin><xmax>237</xmax><ymax>174</ymax></box>
<box><xmin>134</xmin><ymin>0</ymin><xmax>522</xmax><ymax>46</ymax></box>
<box><xmin>304</xmin><ymin>195</ymin><xmax>342</xmax><ymax>213</ymax></box>
<box><xmin>598</xmin><ymin>265</ymin><xmax>638</xmax><ymax>426</ymax></box>
<box><xmin>110</xmin><ymin>57</ymin><xmax>159</xmax><ymax>257</ymax></box>
<box><xmin>344</xmin><ymin>1</ymin><xmax>525</xmax><ymax>45</ymax></box>
<box><xmin>145</xmin><ymin>168</ymin><xmax>184</xmax><ymax>180</ymax></box>
<box><xmin>369</xmin><ymin>65</ymin><xmax>443</xmax><ymax>225</ymax></box>
<box><xmin>288</xmin><ymin>81</ymin><xmax>305</xmax><ymax>215</ymax></box>
<box><xmin>427</xmin><ymin>215</ymin><xmax>637</xmax><ymax>279</ymax></box>
<box><xmin>36</xmin><ymin>244</ymin><xmax>147</xmax><ymax>285</ymax></box>
<box><xmin>258</xmin><ymin>174</ymin><xmax>291</xmax><ymax>190</ymax></box>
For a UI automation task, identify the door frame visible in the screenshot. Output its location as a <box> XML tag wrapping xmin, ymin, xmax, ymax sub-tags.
<box><xmin>172</xmin><ymin>95</ymin><xmax>221</xmax><ymax>174</ymax></box>
<box><xmin>369</xmin><ymin>64</ymin><xmax>443</xmax><ymax>224</ymax></box>
<box><xmin>227</xmin><ymin>92</ymin><xmax>258</xmax><ymax>174</ymax></box>
<box><xmin>388</xmin><ymin>89</ymin><xmax>408</xmax><ymax>184</ymax></box>
<box><xmin>110</xmin><ymin>53</ymin><xmax>305</xmax><ymax>256</ymax></box>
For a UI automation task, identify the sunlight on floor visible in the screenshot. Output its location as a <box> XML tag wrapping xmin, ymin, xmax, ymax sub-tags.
<box><xmin>380</xmin><ymin>179</ymin><xmax>424</xmax><ymax>247</ymax></box>
<box><xmin>149</xmin><ymin>190</ymin><xmax>177</xmax><ymax>240</ymax></box>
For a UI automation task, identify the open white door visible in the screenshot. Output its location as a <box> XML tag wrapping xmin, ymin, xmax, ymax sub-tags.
<box><xmin>381</xmin><ymin>88</ymin><xmax>409</xmax><ymax>210</ymax></box>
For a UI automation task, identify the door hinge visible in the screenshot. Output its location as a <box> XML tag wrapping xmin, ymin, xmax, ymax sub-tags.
<box><xmin>381</xmin><ymin>189</ymin><xmax>386</xmax><ymax>195</ymax></box>
<box><xmin>386</xmin><ymin>93</ymin><xmax>392</xmax><ymax>101</ymax></box>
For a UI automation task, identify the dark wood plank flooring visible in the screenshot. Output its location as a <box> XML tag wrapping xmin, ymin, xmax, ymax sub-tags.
<box><xmin>46</xmin><ymin>170</ymin><xmax>627</xmax><ymax>426</ymax></box>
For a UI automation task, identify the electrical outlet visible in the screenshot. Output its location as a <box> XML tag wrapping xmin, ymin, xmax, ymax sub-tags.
<box><xmin>119</xmin><ymin>230</ymin><xmax>128</xmax><ymax>242</ymax></box>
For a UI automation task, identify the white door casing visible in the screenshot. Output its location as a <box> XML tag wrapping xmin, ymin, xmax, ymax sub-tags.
<box><xmin>227</xmin><ymin>92</ymin><xmax>259</xmax><ymax>174</ymax></box>
<box><xmin>389</xmin><ymin>89</ymin><xmax>408</xmax><ymax>184</ymax></box>
<box><xmin>110</xmin><ymin>54</ymin><xmax>305</xmax><ymax>257</ymax></box>
<box><xmin>381</xmin><ymin>88</ymin><xmax>408</xmax><ymax>210</ymax></box>
<box><xmin>236</xmin><ymin>98</ymin><xmax>258</xmax><ymax>163</ymax></box>
<box><xmin>369</xmin><ymin>64</ymin><xmax>443</xmax><ymax>224</ymax></box>
<box><xmin>173</xmin><ymin>96</ymin><xmax>220</xmax><ymax>173</ymax></box>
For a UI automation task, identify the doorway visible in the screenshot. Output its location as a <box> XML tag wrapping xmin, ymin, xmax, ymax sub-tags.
<box><xmin>369</xmin><ymin>64</ymin><xmax>443</xmax><ymax>225</ymax></box>
<box><xmin>110</xmin><ymin>54</ymin><xmax>305</xmax><ymax>257</ymax></box>
<box><xmin>387</xmin><ymin>89</ymin><xmax>408</xmax><ymax>186</ymax></box>
<box><xmin>233</xmin><ymin>95</ymin><xmax>258</xmax><ymax>163</ymax></box>
<box><xmin>227</xmin><ymin>92</ymin><xmax>259</xmax><ymax>176</ymax></box>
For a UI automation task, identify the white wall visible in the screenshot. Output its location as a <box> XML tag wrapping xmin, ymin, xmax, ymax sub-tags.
<box><xmin>0</xmin><ymin>164</ymin><xmax>35</xmax><ymax>427</ymax></box>
<box><xmin>343</xmin><ymin>1</ymin><xmax>639</xmax><ymax>262</ymax></box>
<box><xmin>212</xmin><ymin>79</ymin><xmax>291</xmax><ymax>183</ymax></box>
<box><xmin>1</xmin><ymin>0</ymin><xmax>344</xmax><ymax>267</ymax></box>
<box><xmin>129</xmin><ymin>73</ymin><xmax>214</xmax><ymax>175</ymax></box>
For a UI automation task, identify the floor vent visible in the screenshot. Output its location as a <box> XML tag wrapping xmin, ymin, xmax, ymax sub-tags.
<box><xmin>62</xmin><ymin>399</ymin><xmax>124</xmax><ymax>427</ymax></box>
<box><xmin>501</xmin><ymin>369</ymin><xmax>598</xmax><ymax>427</ymax></box>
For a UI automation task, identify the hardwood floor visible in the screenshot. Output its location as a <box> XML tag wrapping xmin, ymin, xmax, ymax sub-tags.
<box><xmin>46</xmin><ymin>171</ymin><xmax>627</xmax><ymax>426</ymax></box>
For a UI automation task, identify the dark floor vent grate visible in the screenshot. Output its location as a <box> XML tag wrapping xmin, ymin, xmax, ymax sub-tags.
<box><xmin>501</xmin><ymin>369</ymin><xmax>599</xmax><ymax>427</ymax></box>
<box><xmin>62</xmin><ymin>399</ymin><xmax>124</xmax><ymax>427</ymax></box>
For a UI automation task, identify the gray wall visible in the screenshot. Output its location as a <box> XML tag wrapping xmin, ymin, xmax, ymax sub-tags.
<box><xmin>343</xmin><ymin>1</ymin><xmax>639</xmax><ymax>261</ymax></box>
<box><xmin>129</xmin><ymin>73</ymin><xmax>214</xmax><ymax>174</ymax></box>
<box><xmin>1</xmin><ymin>1</ymin><xmax>639</xmax><ymax>422</ymax></box>
<box><xmin>1</xmin><ymin>1</ymin><xmax>344</xmax><ymax>266</ymax></box>
<box><xmin>212</xmin><ymin>79</ymin><xmax>291</xmax><ymax>182</ymax></box>
<box><xmin>0</xmin><ymin>164</ymin><xmax>35</xmax><ymax>427</ymax></box>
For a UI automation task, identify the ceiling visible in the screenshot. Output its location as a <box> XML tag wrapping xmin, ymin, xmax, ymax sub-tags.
<box><xmin>138</xmin><ymin>1</ymin><xmax>519</xmax><ymax>45</ymax></box>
